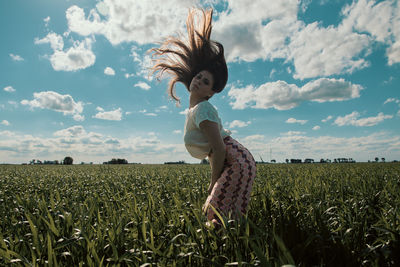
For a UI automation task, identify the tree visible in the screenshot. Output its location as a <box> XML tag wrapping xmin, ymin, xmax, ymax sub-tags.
<box><xmin>63</xmin><ymin>156</ymin><xmax>73</xmax><ymax>165</ymax></box>
<box><xmin>201</xmin><ymin>158</ymin><xmax>209</xmax><ymax>164</ymax></box>
<box><xmin>381</xmin><ymin>158</ymin><xmax>385</xmax><ymax>163</ymax></box>
<box><xmin>375</xmin><ymin>157</ymin><xmax>379</xmax><ymax>162</ymax></box>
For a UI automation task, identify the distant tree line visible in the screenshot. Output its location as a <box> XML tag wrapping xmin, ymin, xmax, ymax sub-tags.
<box><xmin>164</xmin><ymin>160</ymin><xmax>186</xmax><ymax>165</ymax></box>
<box><xmin>29</xmin><ymin>156</ymin><xmax>73</xmax><ymax>165</ymax></box>
<box><xmin>103</xmin><ymin>158</ymin><xmax>128</xmax><ymax>164</ymax></box>
<box><xmin>25</xmin><ymin>156</ymin><xmax>394</xmax><ymax>165</ymax></box>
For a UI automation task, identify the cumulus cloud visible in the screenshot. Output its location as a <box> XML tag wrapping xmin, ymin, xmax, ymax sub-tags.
<box><xmin>125</xmin><ymin>73</ymin><xmax>135</xmax><ymax>79</ymax></box>
<box><xmin>179</xmin><ymin>108</ymin><xmax>189</xmax><ymax>115</ymax></box>
<box><xmin>322</xmin><ymin>115</ymin><xmax>333</xmax><ymax>123</ymax></box>
<box><xmin>173</xmin><ymin>130</ymin><xmax>182</xmax><ymax>134</ymax></box>
<box><xmin>56</xmin><ymin>0</ymin><xmax>400</xmax><ymax>79</ymax></box>
<box><xmin>3</xmin><ymin>86</ymin><xmax>16</xmax><ymax>93</ymax></box>
<box><xmin>228</xmin><ymin>78</ymin><xmax>363</xmax><ymax>110</ymax></box>
<box><xmin>129</xmin><ymin>47</ymin><xmax>154</xmax><ymax>81</ymax></box>
<box><xmin>134</xmin><ymin>82</ymin><xmax>151</xmax><ymax>90</ymax></box>
<box><xmin>341</xmin><ymin>0</ymin><xmax>400</xmax><ymax>65</ymax></box>
<box><xmin>334</xmin><ymin>111</ymin><xmax>393</xmax><ymax>127</ymax></box>
<box><xmin>54</xmin><ymin>125</ymin><xmax>86</xmax><ymax>137</ymax></box>
<box><xmin>44</xmin><ymin>16</ymin><xmax>51</xmax><ymax>27</ymax></box>
<box><xmin>1</xmin><ymin>120</ymin><xmax>10</xmax><ymax>126</ymax></box>
<box><xmin>21</xmin><ymin>91</ymin><xmax>84</xmax><ymax>121</ymax></box>
<box><xmin>65</xmin><ymin>0</ymin><xmax>195</xmax><ymax>45</ymax></box>
<box><xmin>9</xmin><ymin>53</ymin><xmax>24</xmax><ymax>61</ymax></box>
<box><xmin>288</xmin><ymin>22</ymin><xmax>371</xmax><ymax>79</ymax></box>
<box><xmin>93</xmin><ymin>107</ymin><xmax>122</xmax><ymax>121</ymax></box>
<box><xmin>1</xmin><ymin>125</ymin><xmax>182</xmax><ymax>164</ymax></box>
<box><xmin>212</xmin><ymin>0</ymin><xmax>371</xmax><ymax>79</ymax></box>
<box><xmin>1</xmin><ymin>127</ymin><xmax>400</xmax><ymax>164</ymax></box>
<box><xmin>286</xmin><ymin>118</ymin><xmax>307</xmax><ymax>125</ymax></box>
<box><xmin>229</xmin><ymin>120</ymin><xmax>251</xmax><ymax>128</ymax></box>
<box><xmin>35</xmin><ymin>32</ymin><xmax>95</xmax><ymax>71</ymax></box>
<box><xmin>238</xmin><ymin>132</ymin><xmax>400</xmax><ymax>163</ymax></box>
<box><xmin>104</xmin><ymin>67</ymin><xmax>115</xmax><ymax>75</ymax></box>
<box><xmin>384</xmin><ymin>98</ymin><xmax>400</xmax><ymax>105</ymax></box>
<box><xmin>212</xmin><ymin>0</ymin><xmax>400</xmax><ymax>79</ymax></box>
<box><xmin>312</xmin><ymin>125</ymin><xmax>321</xmax><ymax>130</ymax></box>
<box><xmin>281</xmin><ymin>131</ymin><xmax>306</xmax><ymax>136</ymax></box>
<box><xmin>213</xmin><ymin>0</ymin><xmax>298</xmax><ymax>62</ymax></box>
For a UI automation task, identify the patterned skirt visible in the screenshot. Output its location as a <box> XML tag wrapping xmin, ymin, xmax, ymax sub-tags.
<box><xmin>204</xmin><ymin>136</ymin><xmax>256</xmax><ymax>222</ymax></box>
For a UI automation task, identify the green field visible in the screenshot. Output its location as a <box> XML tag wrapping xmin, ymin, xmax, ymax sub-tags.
<box><xmin>1</xmin><ymin>163</ymin><xmax>399</xmax><ymax>266</ymax></box>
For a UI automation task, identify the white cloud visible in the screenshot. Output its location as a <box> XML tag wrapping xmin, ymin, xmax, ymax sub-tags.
<box><xmin>341</xmin><ymin>0</ymin><xmax>400</xmax><ymax>65</ymax></box>
<box><xmin>35</xmin><ymin>32</ymin><xmax>95</xmax><ymax>71</ymax></box>
<box><xmin>44</xmin><ymin>16</ymin><xmax>50</xmax><ymax>27</ymax></box>
<box><xmin>93</xmin><ymin>107</ymin><xmax>122</xmax><ymax>121</ymax></box>
<box><xmin>212</xmin><ymin>0</ymin><xmax>400</xmax><ymax>79</ymax></box>
<box><xmin>65</xmin><ymin>0</ymin><xmax>195</xmax><ymax>45</ymax></box>
<box><xmin>1</xmin><ymin>128</ymin><xmax>400</xmax><ymax>164</ymax></box>
<box><xmin>125</xmin><ymin>73</ymin><xmax>135</xmax><ymax>79</ymax></box>
<box><xmin>228</xmin><ymin>78</ymin><xmax>363</xmax><ymax>110</ymax></box>
<box><xmin>134</xmin><ymin>82</ymin><xmax>151</xmax><ymax>90</ymax></box>
<box><xmin>312</xmin><ymin>125</ymin><xmax>321</xmax><ymax>130</ymax></box>
<box><xmin>334</xmin><ymin>111</ymin><xmax>393</xmax><ymax>127</ymax></box>
<box><xmin>35</xmin><ymin>32</ymin><xmax>64</xmax><ymax>51</ymax></box>
<box><xmin>1</xmin><ymin>120</ymin><xmax>10</xmax><ymax>126</ymax></box>
<box><xmin>3</xmin><ymin>86</ymin><xmax>16</xmax><ymax>93</ymax></box>
<box><xmin>229</xmin><ymin>120</ymin><xmax>251</xmax><ymax>128</ymax></box>
<box><xmin>213</xmin><ymin>0</ymin><xmax>298</xmax><ymax>62</ymax></box>
<box><xmin>173</xmin><ymin>130</ymin><xmax>182</xmax><ymax>134</ymax></box>
<box><xmin>130</xmin><ymin>48</ymin><xmax>154</xmax><ymax>81</ymax></box>
<box><xmin>286</xmin><ymin>118</ymin><xmax>307</xmax><ymax>125</ymax></box>
<box><xmin>322</xmin><ymin>115</ymin><xmax>333</xmax><ymax>123</ymax></box>
<box><xmin>281</xmin><ymin>131</ymin><xmax>306</xmax><ymax>136</ymax></box>
<box><xmin>54</xmin><ymin>125</ymin><xmax>86</xmax><ymax>137</ymax></box>
<box><xmin>287</xmin><ymin>21</ymin><xmax>370</xmax><ymax>80</ymax></box>
<box><xmin>384</xmin><ymin>98</ymin><xmax>400</xmax><ymax>105</ymax></box>
<box><xmin>179</xmin><ymin>108</ymin><xmax>189</xmax><ymax>115</ymax></box>
<box><xmin>21</xmin><ymin>91</ymin><xmax>84</xmax><ymax>121</ymax></box>
<box><xmin>9</xmin><ymin>53</ymin><xmax>24</xmax><ymax>61</ymax></box>
<box><xmin>239</xmin><ymin>132</ymin><xmax>400</xmax><ymax>163</ymax></box>
<box><xmin>104</xmin><ymin>67</ymin><xmax>115</xmax><ymax>75</ymax></box>
<box><xmin>8</xmin><ymin>101</ymin><xmax>18</xmax><ymax>108</ymax></box>
<box><xmin>342</xmin><ymin>0</ymin><xmax>393</xmax><ymax>43</ymax></box>
<box><xmin>212</xmin><ymin>0</ymin><xmax>372</xmax><ymax>79</ymax></box>
<box><xmin>145</xmin><ymin>113</ymin><xmax>157</xmax><ymax>117</ymax></box>
<box><xmin>60</xmin><ymin>0</ymin><xmax>400</xmax><ymax>78</ymax></box>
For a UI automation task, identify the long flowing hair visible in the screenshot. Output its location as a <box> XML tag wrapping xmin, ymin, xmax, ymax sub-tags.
<box><xmin>150</xmin><ymin>8</ymin><xmax>228</xmax><ymax>104</ymax></box>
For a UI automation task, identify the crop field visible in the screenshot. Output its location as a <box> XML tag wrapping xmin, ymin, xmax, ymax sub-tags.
<box><xmin>0</xmin><ymin>163</ymin><xmax>399</xmax><ymax>266</ymax></box>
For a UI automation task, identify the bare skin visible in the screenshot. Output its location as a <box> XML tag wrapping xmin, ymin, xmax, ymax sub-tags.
<box><xmin>189</xmin><ymin>70</ymin><xmax>226</xmax><ymax>194</ymax></box>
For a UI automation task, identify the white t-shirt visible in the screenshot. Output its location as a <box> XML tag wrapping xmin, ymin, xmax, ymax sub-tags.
<box><xmin>184</xmin><ymin>101</ymin><xmax>231</xmax><ymax>159</ymax></box>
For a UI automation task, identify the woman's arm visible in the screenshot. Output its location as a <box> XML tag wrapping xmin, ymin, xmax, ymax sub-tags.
<box><xmin>199</xmin><ymin>120</ymin><xmax>226</xmax><ymax>194</ymax></box>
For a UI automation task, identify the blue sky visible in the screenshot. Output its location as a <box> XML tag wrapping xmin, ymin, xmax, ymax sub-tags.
<box><xmin>1</xmin><ymin>0</ymin><xmax>399</xmax><ymax>164</ymax></box>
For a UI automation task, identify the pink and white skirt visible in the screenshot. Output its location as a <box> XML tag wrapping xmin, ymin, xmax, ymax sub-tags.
<box><xmin>204</xmin><ymin>136</ymin><xmax>256</xmax><ymax>222</ymax></box>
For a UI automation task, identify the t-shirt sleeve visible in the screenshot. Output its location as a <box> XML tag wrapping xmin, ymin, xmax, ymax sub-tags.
<box><xmin>194</xmin><ymin>102</ymin><xmax>220</xmax><ymax>128</ymax></box>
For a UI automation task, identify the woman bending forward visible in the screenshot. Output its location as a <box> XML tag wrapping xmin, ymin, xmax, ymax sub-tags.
<box><xmin>151</xmin><ymin>8</ymin><xmax>256</xmax><ymax>225</ymax></box>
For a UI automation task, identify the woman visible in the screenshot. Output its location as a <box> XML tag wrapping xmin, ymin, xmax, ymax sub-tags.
<box><xmin>151</xmin><ymin>8</ymin><xmax>256</xmax><ymax>225</ymax></box>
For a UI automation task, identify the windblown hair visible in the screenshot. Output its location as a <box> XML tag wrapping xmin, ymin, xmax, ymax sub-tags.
<box><xmin>150</xmin><ymin>8</ymin><xmax>228</xmax><ymax>104</ymax></box>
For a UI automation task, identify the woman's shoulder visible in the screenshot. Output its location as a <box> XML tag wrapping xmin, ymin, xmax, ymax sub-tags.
<box><xmin>197</xmin><ymin>100</ymin><xmax>217</xmax><ymax>112</ymax></box>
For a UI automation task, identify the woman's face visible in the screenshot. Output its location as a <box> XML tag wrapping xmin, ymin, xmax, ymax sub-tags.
<box><xmin>189</xmin><ymin>70</ymin><xmax>214</xmax><ymax>99</ymax></box>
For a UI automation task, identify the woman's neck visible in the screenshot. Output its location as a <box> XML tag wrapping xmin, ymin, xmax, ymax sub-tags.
<box><xmin>189</xmin><ymin>94</ymin><xmax>207</xmax><ymax>109</ymax></box>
